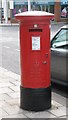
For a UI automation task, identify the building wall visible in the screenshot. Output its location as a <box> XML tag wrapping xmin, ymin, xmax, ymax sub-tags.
<box><xmin>1</xmin><ymin>0</ymin><xmax>68</xmax><ymax>23</ymax></box>
<box><xmin>54</xmin><ymin>0</ymin><xmax>68</xmax><ymax>22</ymax></box>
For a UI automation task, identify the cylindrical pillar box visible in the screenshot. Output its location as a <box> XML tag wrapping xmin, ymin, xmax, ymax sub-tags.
<box><xmin>15</xmin><ymin>11</ymin><xmax>54</xmax><ymax>111</ymax></box>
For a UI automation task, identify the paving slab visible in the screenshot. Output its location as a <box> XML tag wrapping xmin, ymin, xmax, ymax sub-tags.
<box><xmin>0</xmin><ymin>82</ymin><xmax>13</xmax><ymax>88</ymax></box>
<box><xmin>52</xmin><ymin>92</ymin><xmax>66</xmax><ymax>106</ymax></box>
<box><xmin>0</xmin><ymin>93</ymin><xmax>12</xmax><ymax>101</ymax></box>
<box><xmin>0</xmin><ymin>67</ymin><xmax>67</xmax><ymax>119</ymax></box>
<box><xmin>9</xmin><ymin>85</ymin><xmax>20</xmax><ymax>92</ymax></box>
<box><xmin>0</xmin><ymin>87</ymin><xmax>14</xmax><ymax>94</ymax></box>
<box><xmin>51</xmin><ymin>100</ymin><xmax>63</xmax><ymax>107</ymax></box>
<box><xmin>5</xmin><ymin>98</ymin><xmax>20</xmax><ymax>106</ymax></box>
<box><xmin>0</xmin><ymin>108</ymin><xmax>8</xmax><ymax>117</ymax></box>
<box><xmin>22</xmin><ymin>110</ymin><xmax>57</xmax><ymax>118</ymax></box>
<box><xmin>3</xmin><ymin>105</ymin><xmax>24</xmax><ymax>115</ymax></box>
<box><xmin>6</xmin><ymin>92</ymin><xmax>20</xmax><ymax>99</ymax></box>
<box><xmin>3</xmin><ymin>114</ymin><xmax>27</xmax><ymax>118</ymax></box>
<box><xmin>48</xmin><ymin>106</ymin><xmax>68</xmax><ymax>117</ymax></box>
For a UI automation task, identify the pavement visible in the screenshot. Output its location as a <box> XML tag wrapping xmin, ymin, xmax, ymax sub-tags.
<box><xmin>0</xmin><ymin>66</ymin><xmax>68</xmax><ymax>119</ymax></box>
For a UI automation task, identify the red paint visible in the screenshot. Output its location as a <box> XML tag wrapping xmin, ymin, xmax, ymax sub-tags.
<box><xmin>15</xmin><ymin>11</ymin><xmax>54</xmax><ymax>89</ymax></box>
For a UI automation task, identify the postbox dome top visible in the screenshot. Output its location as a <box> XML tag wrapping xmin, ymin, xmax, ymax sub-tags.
<box><xmin>15</xmin><ymin>11</ymin><xmax>54</xmax><ymax>22</ymax></box>
<box><xmin>15</xmin><ymin>11</ymin><xmax>54</xmax><ymax>17</ymax></box>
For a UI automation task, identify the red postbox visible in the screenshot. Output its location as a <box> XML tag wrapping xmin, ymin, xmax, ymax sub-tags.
<box><xmin>15</xmin><ymin>11</ymin><xmax>54</xmax><ymax>111</ymax></box>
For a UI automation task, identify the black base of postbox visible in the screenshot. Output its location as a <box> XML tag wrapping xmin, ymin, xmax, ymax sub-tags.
<box><xmin>20</xmin><ymin>86</ymin><xmax>51</xmax><ymax>111</ymax></box>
